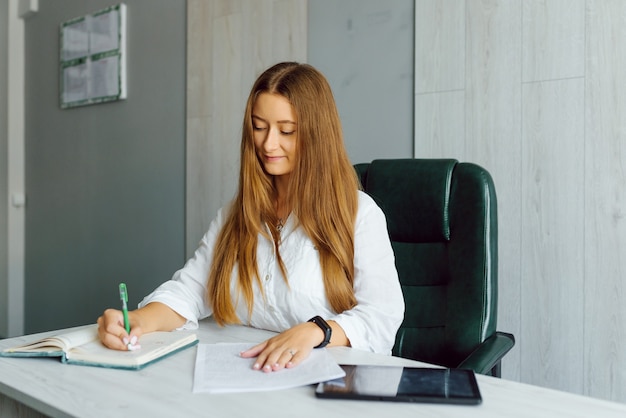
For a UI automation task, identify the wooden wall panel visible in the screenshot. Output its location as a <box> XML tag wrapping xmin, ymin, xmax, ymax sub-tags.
<box><xmin>414</xmin><ymin>1</ymin><xmax>465</xmax><ymax>159</ymax></box>
<box><xmin>414</xmin><ymin>0</ymin><xmax>465</xmax><ymax>93</ymax></box>
<box><xmin>521</xmin><ymin>79</ymin><xmax>585</xmax><ymax>393</ymax></box>
<box><xmin>465</xmin><ymin>0</ymin><xmax>523</xmax><ymax>381</ymax></box>
<box><xmin>584</xmin><ymin>0</ymin><xmax>626</xmax><ymax>402</ymax></box>
<box><xmin>521</xmin><ymin>0</ymin><xmax>587</xmax><ymax>395</ymax></box>
<box><xmin>186</xmin><ymin>0</ymin><xmax>307</xmax><ymax>255</ymax></box>
<box><xmin>414</xmin><ymin>91</ymin><xmax>465</xmax><ymax>158</ymax></box>
<box><xmin>522</xmin><ymin>0</ymin><xmax>585</xmax><ymax>82</ymax></box>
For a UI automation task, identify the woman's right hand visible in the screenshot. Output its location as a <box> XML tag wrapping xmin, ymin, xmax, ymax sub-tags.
<box><xmin>96</xmin><ymin>308</ymin><xmax>144</xmax><ymax>351</ymax></box>
<box><xmin>96</xmin><ymin>302</ymin><xmax>186</xmax><ymax>351</ymax></box>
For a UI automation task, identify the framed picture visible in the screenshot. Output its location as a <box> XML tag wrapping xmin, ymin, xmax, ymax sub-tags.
<box><xmin>60</xmin><ymin>3</ymin><xmax>127</xmax><ymax>108</ymax></box>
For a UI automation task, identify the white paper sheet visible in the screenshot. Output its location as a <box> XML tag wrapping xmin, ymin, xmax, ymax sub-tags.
<box><xmin>193</xmin><ymin>342</ymin><xmax>346</xmax><ymax>394</ymax></box>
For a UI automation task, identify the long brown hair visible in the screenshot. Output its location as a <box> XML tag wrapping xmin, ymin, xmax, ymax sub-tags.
<box><xmin>207</xmin><ymin>62</ymin><xmax>359</xmax><ymax>325</ymax></box>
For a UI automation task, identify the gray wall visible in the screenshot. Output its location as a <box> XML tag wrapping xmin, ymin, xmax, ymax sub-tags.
<box><xmin>308</xmin><ymin>0</ymin><xmax>414</xmax><ymax>164</ymax></box>
<box><xmin>23</xmin><ymin>0</ymin><xmax>186</xmax><ymax>333</ymax></box>
<box><xmin>0</xmin><ymin>0</ymin><xmax>8</xmax><ymax>338</ymax></box>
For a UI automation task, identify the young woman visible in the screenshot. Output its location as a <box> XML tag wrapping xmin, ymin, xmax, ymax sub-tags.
<box><xmin>97</xmin><ymin>62</ymin><xmax>404</xmax><ymax>373</ymax></box>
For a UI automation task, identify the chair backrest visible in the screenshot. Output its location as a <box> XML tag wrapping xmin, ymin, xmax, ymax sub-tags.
<box><xmin>355</xmin><ymin>159</ymin><xmax>498</xmax><ymax>368</ymax></box>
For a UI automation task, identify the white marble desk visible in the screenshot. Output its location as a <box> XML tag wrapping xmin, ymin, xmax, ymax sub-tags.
<box><xmin>1</xmin><ymin>320</ymin><xmax>626</xmax><ymax>418</ymax></box>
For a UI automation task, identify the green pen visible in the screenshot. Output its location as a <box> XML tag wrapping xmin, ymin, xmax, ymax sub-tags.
<box><xmin>119</xmin><ymin>283</ymin><xmax>130</xmax><ymax>334</ymax></box>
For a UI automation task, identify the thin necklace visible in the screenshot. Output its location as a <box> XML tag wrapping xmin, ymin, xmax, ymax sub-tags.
<box><xmin>276</xmin><ymin>197</ymin><xmax>288</xmax><ymax>232</ymax></box>
<box><xmin>276</xmin><ymin>217</ymin><xmax>285</xmax><ymax>231</ymax></box>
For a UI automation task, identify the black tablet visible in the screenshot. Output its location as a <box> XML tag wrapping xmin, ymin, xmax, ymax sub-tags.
<box><xmin>315</xmin><ymin>365</ymin><xmax>482</xmax><ymax>405</ymax></box>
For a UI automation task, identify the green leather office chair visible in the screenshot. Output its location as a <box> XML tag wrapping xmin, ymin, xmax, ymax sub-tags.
<box><xmin>355</xmin><ymin>159</ymin><xmax>515</xmax><ymax>377</ymax></box>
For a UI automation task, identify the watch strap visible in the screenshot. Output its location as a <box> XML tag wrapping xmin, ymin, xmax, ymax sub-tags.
<box><xmin>308</xmin><ymin>316</ymin><xmax>332</xmax><ymax>348</ymax></box>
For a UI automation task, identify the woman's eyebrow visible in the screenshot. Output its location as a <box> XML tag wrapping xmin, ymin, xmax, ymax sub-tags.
<box><xmin>252</xmin><ymin>115</ymin><xmax>296</xmax><ymax>125</ymax></box>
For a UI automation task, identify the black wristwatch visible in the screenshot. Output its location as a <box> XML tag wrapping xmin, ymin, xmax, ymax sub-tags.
<box><xmin>308</xmin><ymin>316</ymin><xmax>332</xmax><ymax>348</ymax></box>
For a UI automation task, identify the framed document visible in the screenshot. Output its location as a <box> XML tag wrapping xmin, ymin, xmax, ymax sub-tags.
<box><xmin>60</xmin><ymin>3</ymin><xmax>127</xmax><ymax>108</ymax></box>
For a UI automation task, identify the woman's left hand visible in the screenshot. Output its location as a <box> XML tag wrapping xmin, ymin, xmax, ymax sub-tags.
<box><xmin>239</xmin><ymin>321</ymin><xmax>325</xmax><ymax>372</ymax></box>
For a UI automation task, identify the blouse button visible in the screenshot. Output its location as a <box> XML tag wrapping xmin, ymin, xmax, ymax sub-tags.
<box><xmin>265</xmin><ymin>274</ymin><xmax>271</xmax><ymax>282</ymax></box>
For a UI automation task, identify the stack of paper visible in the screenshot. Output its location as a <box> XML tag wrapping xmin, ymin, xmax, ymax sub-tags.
<box><xmin>193</xmin><ymin>342</ymin><xmax>345</xmax><ymax>394</ymax></box>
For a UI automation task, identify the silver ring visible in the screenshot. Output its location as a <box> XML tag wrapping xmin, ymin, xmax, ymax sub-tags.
<box><xmin>288</xmin><ymin>350</ymin><xmax>296</xmax><ymax>356</ymax></box>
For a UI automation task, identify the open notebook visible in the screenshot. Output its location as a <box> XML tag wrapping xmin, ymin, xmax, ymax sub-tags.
<box><xmin>0</xmin><ymin>324</ymin><xmax>198</xmax><ymax>370</ymax></box>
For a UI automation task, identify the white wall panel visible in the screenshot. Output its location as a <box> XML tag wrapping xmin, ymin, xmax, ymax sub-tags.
<box><xmin>584</xmin><ymin>0</ymin><xmax>626</xmax><ymax>402</ymax></box>
<box><xmin>414</xmin><ymin>0</ymin><xmax>465</xmax><ymax>93</ymax></box>
<box><xmin>521</xmin><ymin>78</ymin><xmax>585</xmax><ymax>393</ymax></box>
<box><xmin>465</xmin><ymin>0</ymin><xmax>523</xmax><ymax>382</ymax></box>
<box><xmin>522</xmin><ymin>0</ymin><xmax>585</xmax><ymax>82</ymax></box>
<box><xmin>186</xmin><ymin>0</ymin><xmax>307</xmax><ymax>256</ymax></box>
<box><xmin>414</xmin><ymin>91</ymin><xmax>465</xmax><ymax>159</ymax></box>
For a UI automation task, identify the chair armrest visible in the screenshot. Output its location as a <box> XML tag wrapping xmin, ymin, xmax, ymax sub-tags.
<box><xmin>457</xmin><ymin>332</ymin><xmax>515</xmax><ymax>376</ymax></box>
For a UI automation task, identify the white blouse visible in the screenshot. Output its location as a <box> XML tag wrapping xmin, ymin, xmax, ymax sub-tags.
<box><xmin>139</xmin><ymin>191</ymin><xmax>405</xmax><ymax>355</ymax></box>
